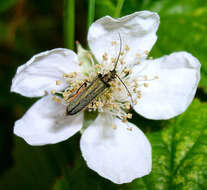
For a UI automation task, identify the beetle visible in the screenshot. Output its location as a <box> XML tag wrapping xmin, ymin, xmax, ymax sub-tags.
<box><xmin>66</xmin><ymin>33</ymin><xmax>132</xmax><ymax>115</ymax></box>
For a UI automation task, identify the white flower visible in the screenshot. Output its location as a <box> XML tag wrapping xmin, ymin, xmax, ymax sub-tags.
<box><xmin>11</xmin><ymin>11</ymin><xmax>200</xmax><ymax>184</ymax></box>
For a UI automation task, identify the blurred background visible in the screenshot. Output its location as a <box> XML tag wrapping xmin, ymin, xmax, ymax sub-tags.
<box><xmin>0</xmin><ymin>0</ymin><xmax>207</xmax><ymax>189</ymax></box>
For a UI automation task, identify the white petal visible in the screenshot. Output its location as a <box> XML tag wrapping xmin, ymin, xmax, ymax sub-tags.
<box><xmin>133</xmin><ymin>52</ymin><xmax>201</xmax><ymax>119</ymax></box>
<box><xmin>14</xmin><ymin>96</ymin><xmax>83</xmax><ymax>145</ymax></box>
<box><xmin>80</xmin><ymin>113</ymin><xmax>151</xmax><ymax>184</ymax></box>
<box><xmin>11</xmin><ymin>48</ymin><xmax>80</xmax><ymax>97</ymax></box>
<box><xmin>88</xmin><ymin>11</ymin><xmax>159</xmax><ymax>65</ymax></box>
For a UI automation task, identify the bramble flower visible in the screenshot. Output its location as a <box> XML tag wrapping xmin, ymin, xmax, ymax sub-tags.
<box><xmin>11</xmin><ymin>11</ymin><xmax>200</xmax><ymax>184</ymax></box>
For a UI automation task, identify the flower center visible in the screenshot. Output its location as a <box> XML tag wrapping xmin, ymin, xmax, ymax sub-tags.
<box><xmin>51</xmin><ymin>41</ymin><xmax>158</xmax><ymax>124</ymax></box>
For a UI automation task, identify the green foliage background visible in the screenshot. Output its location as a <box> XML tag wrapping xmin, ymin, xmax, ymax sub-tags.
<box><xmin>0</xmin><ymin>0</ymin><xmax>207</xmax><ymax>189</ymax></box>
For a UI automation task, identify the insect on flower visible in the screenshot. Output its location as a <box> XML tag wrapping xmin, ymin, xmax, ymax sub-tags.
<box><xmin>66</xmin><ymin>33</ymin><xmax>133</xmax><ymax>115</ymax></box>
<box><xmin>11</xmin><ymin>11</ymin><xmax>201</xmax><ymax>184</ymax></box>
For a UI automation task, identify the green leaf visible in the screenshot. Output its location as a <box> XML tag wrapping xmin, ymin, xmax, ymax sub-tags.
<box><xmin>120</xmin><ymin>0</ymin><xmax>207</xmax><ymax>93</ymax></box>
<box><xmin>53</xmin><ymin>156</ymin><xmax>118</xmax><ymax>190</ymax></box>
<box><xmin>53</xmin><ymin>100</ymin><xmax>207</xmax><ymax>190</ymax></box>
<box><xmin>0</xmin><ymin>134</ymin><xmax>80</xmax><ymax>190</ymax></box>
<box><xmin>95</xmin><ymin>0</ymin><xmax>116</xmax><ymax>18</ymax></box>
<box><xmin>122</xmin><ymin>99</ymin><xmax>207</xmax><ymax>190</ymax></box>
<box><xmin>0</xmin><ymin>0</ymin><xmax>17</xmax><ymax>13</ymax></box>
<box><xmin>143</xmin><ymin>0</ymin><xmax>207</xmax><ymax>93</ymax></box>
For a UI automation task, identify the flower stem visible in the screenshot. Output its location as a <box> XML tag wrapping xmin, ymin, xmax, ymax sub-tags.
<box><xmin>114</xmin><ymin>0</ymin><xmax>125</xmax><ymax>18</ymax></box>
<box><xmin>87</xmin><ymin>0</ymin><xmax>95</xmax><ymax>30</ymax></box>
<box><xmin>64</xmin><ymin>0</ymin><xmax>75</xmax><ymax>50</ymax></box>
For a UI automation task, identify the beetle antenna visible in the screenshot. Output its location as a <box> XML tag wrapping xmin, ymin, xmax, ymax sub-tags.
<box><xmin>115</xmin><ymin>74</ymin><xmax>134</xmax><ymax>106</ymax></box>
<box><xmin>113</xmin><ymin>32</ymin><xmax>122</xmax><ymax>71</ymax></box>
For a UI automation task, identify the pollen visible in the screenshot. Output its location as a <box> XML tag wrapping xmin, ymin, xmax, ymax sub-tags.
<box><xmin>63</xmin><ymin>72</ymin><xmax>77</xmax><ymax>78</ymax></box>
<box><xmin>133</xmin><ymin>99</ymin><xmax>137</xmax><ymax>105</ymax></box>
<box><xmin>122</xmin><ymin>117</ymin><xmax>128</xmax><ymax>123</ymax></box>
<box><xmin>119</xmin><ymin>58</ymin><xmax>125</xmax><ymax>64</ymax></box>
<box><xmin>51</xmin><ymin>89</ymin><xmax>56</xmax><ymax>94</ymax></box>
<box><xmin>56</xmin><ymin>80</ymin><xmax>62</xmax><ymax>85</ymax></box>
<box><xmin>111</xmin><ymin>57</ymin><xmax>116</xmax><ymax>63</ymax></box>
<box><xmin>102</xmin><ymin>53</ymin><xmax>108</xmax><ymax>61</ymax></box>
<box><xmin>137</xmin><ymin>95</ymin><xmax>142</xmax><ymax>99</ymax></box>
<box><xmin>112</xmin><ymin>41</ymin><xmax>117</xmax><ymax>46</ymax></box>
<box><xmin>127</xmin><ymin>127</ymin><xmax>133</xmax><ymax>131</ymax></box>
<box><xmin>53</xmin><ymin>96</ymin><xmax>61</xmax><ymax>103</ymax></box>
<box><xmin>127</xmin><ymin>113</ymin><xmax>132</xmax><ymax>119</ymax></box>
<box><xmin>136</xmin><ymin>53</ymin><xmax>141</xmax><ymax>59</ymax></box>
<box><xmin>144</xmin><ymin>83</ymin><xmax>149</xmax><ymax>87</ymax></box>
<box><xmin>112</xmin><ymin>124</ymin><xmax>117</xmax><ymax>130</ymax></box>
<box><xmin>51</xmin><ymin>39</ymin><xmax>158</xmax><ymax>124</ymax></box>
<box><xmin>125</xmin><ymin>44</ymin><xmax>130</xmax><ymax>51</ymax></box>
<box><xmin>143</xmin><ymin>75</ymin><xmax>148</xmax><ymax>80</ymax></box>
<box><xmin>144</xmin><ymin>50</ymin><xmax>149</xmax><ymax>55</ymax></box>
<box><xmin>125</xmin><ymin>102</ymin><xmax>130</xmax><ymax>110</ymax></box>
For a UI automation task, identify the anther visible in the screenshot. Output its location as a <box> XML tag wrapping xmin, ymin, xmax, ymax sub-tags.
<box><xmin>56</xmin><ymin>80</ymin><xmax>62</xmax><ymax>85</ymax></box>
<box><xmin>53</xmin><ymin>96</ymin><xmax>61</xmax><ymax>103</ymax></box>
<box><xmin>102</xmin><ymin>53</ymin><xmax>108</xmax><ymax>61</ymax></box>
<box><xmin>125</xmin><ymin>44</ymin><xmax>130</xmax><ymax>51</ymax></box>
<box><xmin>112</xmin><ymin>124</ymin><xmax>117</xmax><ymax>129</ymax></box>
<box><xmin>51</xmin><ymin>89</ymin><xmax>56</xmax><ymax>94</ymax></box>
<box><xmin>127</xmin><ymin>113</ymin><xmax>132</xmax><ymax>119</ymax></box>
<box><xmin>127</xmin><ymin>127</ymin><xmax>133</xmax><ymax>131</ymax></box>
<box><xmin>136</xmin><ymin>53</ymin><xmax>141</xmax><ymax>59</ymax></box>
<box><xmin>144</xmin><ymin>50</ymin><xmax>149</xmax><ymax>55</ymax></box>
<box><xmin>125</xmin><ymin>102</ymin><xmax>131</xmax><ymax>110</ymax></box>
<box><xmin>144</xmin><ymin>83</ymin><xmax>149</xmax><ymax>87</ymax></box>
<box><xmin>119</xmin><ymin>58</ymin><xmax>125</xmax><ymax>64</ymax></box>
<box><xmin>111</xmin><ymin>57</ymin><xmax>116</xmax><ymax>63</ymax></box>
<box><xmin>112</xmin><ymin>41</ymin><xmax>117</xmax><ymax>46</ymax></box>
<box><xmin>137</xmin><ymin>95</ymin><xmax>142</xmax><ymax>99</ymax></box>
<box><xmin>143</xmin><ymin>75</ymin><xmax>148</xmax><ymax>80</ymax></box>
<box><xmin>133</xmin><ymin>99</ymin><xmax>137</xmax><ymax>105</ymax></box>
<box><xmin>122</xmin><ymin>118</ymin><xmax>127</xmax><ymax>123</ymax></box>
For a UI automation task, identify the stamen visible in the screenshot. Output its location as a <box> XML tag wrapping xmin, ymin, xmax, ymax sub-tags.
<box><xmin>56</xmin><ymin>80</ymin><xmax>62</xmax><ymax>85</ymax></box>
<box><xmin>120</xmin><ymin>51</ymin><xmax>124</xmax><ymax>56</ymax></box>
<box><xmin>111</xmin><ymin>57</ymin><xmax>116</xmax><ymax>63</ymax></box>
<box><xmin>102</xmin><ymin>53</ymin><xmax>108</xmax><ymax>61</ymax></box>
<box><xmin>125</xmin><ymin>44</ymin><xmax>130</xmax><ymax>51</ymax></box>
<box><xmin>127</xmin><ymin>113</ymin><xmax>132</xmax><ymax>119</ymax></box>
<box><xmin>112</xmin><ymin>41</ymin><xmax>117</xmax><ymax>46</ymax></box>
<box><xmin>112</xmin><ymin>124</ymin><xmax>117</xmax><ymax>130</ymax></box>
<box><xmin>136</xmin><ymin>53</ymin><xmax>141</xmax><ymax>59</ymax></box>
<box><xmin>125</xmin><ymin>102</ymin><xmax>130</xmax><ymax>110</ymax></box>
<box><xmin>119</xmin><ymin>58</ymin><xmax>125</xmax><ymax>65</ymax></box>
<box><xmin>122</xmin><ymin>117</ymin><xmax>128</xmax><ymax>123</ymax></box>
<box><xmin>144</xmin><ymin>50</ymin><xmax>149</xmax><ymax>55</ymax></box>
<box><xmin>51</xmin><ymin>89</ymin><xmax>56</xmax><ymax>94</ymax></box>
<box><xmin>144</xmin><ymin>83</ymin><xmax>149</xmax><ymax>87</ymax></box>
<box><xmin>127</xmin><ymin>127</ymin><xmax>132</xmax><ymax>131</ymax></box>
<box><xmin>53</xmin><ymin>96</ymin><xmax>61</xmax><ymax>103</ymax></box>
